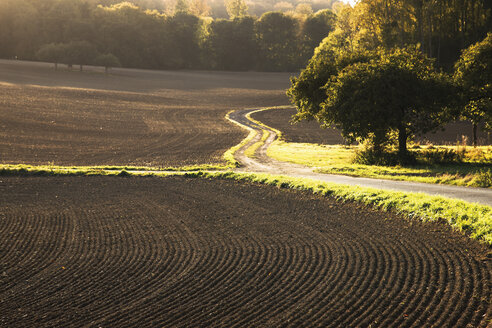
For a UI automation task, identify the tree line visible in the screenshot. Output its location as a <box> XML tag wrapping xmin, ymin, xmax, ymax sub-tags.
<box><xmin>0</xmin><ymin>0</ymin><xmax>337</xmax><ymax>72</ymax></box>
<box><xmin>289</xmin><ymin>0</ymin><xmax>491</xmax><ymax>159</ymax></box>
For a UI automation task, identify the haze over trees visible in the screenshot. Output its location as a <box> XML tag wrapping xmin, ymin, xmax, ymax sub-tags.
<box><xmin>0</xmin><ymin>0</ymin><xmax>340</xmax><ymax>71</ymax></box>
<box><xmin>288</xmin><ymin>0</ymin><xmax>491</xmax><ymax>159</ymax></box>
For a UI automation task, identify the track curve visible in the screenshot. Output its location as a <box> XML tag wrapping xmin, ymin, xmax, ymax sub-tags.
<box><xmin>0</xmin><ymin>176</ymin><xmax>490</xmax><ymax>327</ymax></box>
<box><xmin>228</xmin><ymin>108</ymin><xmax>492</xmax><ymax>206</ymax></box>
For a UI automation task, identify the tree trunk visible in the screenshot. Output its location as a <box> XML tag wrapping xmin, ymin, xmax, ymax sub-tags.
<box><xmin>472</xmin><ymin>122</ymin><xmax>477</xmax><ymax>147</ymax></box>
<box><xmin>415</xmin><ymin>0</ymin><xmax>424</xmax><ymax>46</ymax></box>
<box><xmin>398</xmin><ymin>124</ymin><xmax>408</xmax><ymax>157</ymax></box>
<box><xmin>105</xmin><ymin>66</ymin><xmax>109</xmax><ymax>75</ymax></box>
<box><xmin>54</xmin><ymin>62</ymin><xmax>58</xmax><ymax>71</ymax></box>
<box><xmin>80</xmin><ymin>65</ymin><xmax>83</xmax><ymax>72</ymax></box>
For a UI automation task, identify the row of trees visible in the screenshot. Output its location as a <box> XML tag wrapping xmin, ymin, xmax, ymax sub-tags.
<box><xmin>1</xmin><ymin>0</ymin><xmax>489</xmax><ymax>72</ymax></box>
<box><xmin>0</xmin><ymin>0</ymin><xmax>337</xmax><ymax>71</ymax></box>
<box><xmin>37</xmin><ymin>41</ymin><xmax>121</xmax><ymax>73</ymax></box>
<box><xmin>289</xmin><ymin>0</ymin><xmax>491</xmax><ymax>158</ymax></box>
<box><xmin>92</xmin><ymin>0</ymin><xmax>341</xmax><ymax>18</ymax></box>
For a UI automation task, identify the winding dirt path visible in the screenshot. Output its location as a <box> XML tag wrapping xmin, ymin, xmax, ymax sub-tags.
<box><xmin>228</xmin><ymin>108</ymin><xmax>492</xmax><ymax>207</ymax></box>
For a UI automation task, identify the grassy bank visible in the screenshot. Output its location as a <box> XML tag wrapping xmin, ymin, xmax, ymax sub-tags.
<box><xmin>183</xmin><ymin>171</ymin><xmax>492</xmax><ymax>245</ymax></box>
<box><xmin>2</xmin><ymin>164</ymin><xmax>490</xmax><ymax>245</ymax></box>
<box><xmin>268</xmin><ymin>142</ymin><xmax>492</xmax><ymax>188</ymax></box>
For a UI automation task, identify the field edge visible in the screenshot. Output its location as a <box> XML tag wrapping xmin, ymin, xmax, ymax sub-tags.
<box><xmin>183</xmin><ymin>171</ymin><xmax>492</xmax><ymax>246</ymax></box>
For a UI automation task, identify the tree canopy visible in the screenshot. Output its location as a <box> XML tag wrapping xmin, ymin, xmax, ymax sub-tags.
<box><xmin>454</xmin><ymin>33</ymin><xmax>492</xmax><ymax>145</ymax></box>
<box><xmin>289</xmin><ymin>0</ymin><xmax>491</xmax><ymax>154</ymax></box>
<box><xmin>1</xmin><ymin>0</ymin><xmax>338</xmax><ymax>72</ymax></box>
<box><xmin>319</xmin><ymin>47</ymin><xmax>453</xmax><ymax>156</ymax></box>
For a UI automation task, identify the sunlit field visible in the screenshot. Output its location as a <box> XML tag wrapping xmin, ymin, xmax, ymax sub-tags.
<box><xmin>1</xmin><ymin>0</ymin><xmax>491</xmax><ymax>326</ymax></box>
<box><xmin>0</xmin><ymin>59</ymin><xmax>291</xmax><ymax>167</ymax></box>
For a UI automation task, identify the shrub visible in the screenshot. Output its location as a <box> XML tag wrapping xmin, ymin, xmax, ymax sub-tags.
<box><xmin>473</xmin><ymin>169</ymin><xmax>492</xmax><ymax>187</ymax></box>
<box><xmin>353</xmin><ymin>148</ymin><xmax>415</xmax><ymax>166</ymax></box>
<box><xmin>418</xmin><ymin>148</ymin><xmax>465</xmax><ymax>165</ymax></box>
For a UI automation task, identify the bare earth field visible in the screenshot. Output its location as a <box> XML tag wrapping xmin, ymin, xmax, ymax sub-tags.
<box><xmin>0</xmin><ymin>60</ymin><xmax>291</xmax><ymax>166</ymax></box>
<box><xmin>0</xmin><ymin>176</ymin><xmax>490</xmax><ymax>327</ymax></box>
<box><xmin>252</xmin><ymin>107</ymin><xmax>492</xmax><ymax>145</ymax></box>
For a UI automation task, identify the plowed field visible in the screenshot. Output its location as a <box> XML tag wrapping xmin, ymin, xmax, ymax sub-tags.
<box><xmin>0</xmin><ymin>60</ymin><xmax>291</xmax><ymax>166</ymax></box>
<box><xmin>252</xmin><ymin>107</ymin><xmax>491</xmax><ymax>145</ymax></box>
<box><xmin>1</xmin><ymin>176</ymin><xmax>490</xmax><ymax>327</ymax></box>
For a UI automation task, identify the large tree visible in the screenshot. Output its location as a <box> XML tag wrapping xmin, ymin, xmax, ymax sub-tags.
<box><xmin>287</xmin><ymin>38</ymin><xmax>376</xmax><ymax>122</ymax></box>
<box><xmin>454</xmin><ymin>33</ymin><xmax>492</xmax><ymax>146</ymax></box>
<box><xmin>291</xmin><ymin>47</ymin><xmax>453</xmax><ymax>158</ymax></box>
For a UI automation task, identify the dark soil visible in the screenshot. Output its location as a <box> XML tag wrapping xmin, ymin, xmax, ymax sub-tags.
<box><xmin>252</xmin><ymin>107</ymin><xmax>492</xmax><ymax>145</ymax></box>
<box><xmin>0</xmin><ymin>176</ymin><xmax>490</xmax><ymax>327</ymax></box>
<box><xmin>0</xmin><ymin>60</ymin><xmax>291</xmax><ymax>166</ymax></box>
<box><xmin>252</xmin><ymin>107</ymin><xmax>346</xmax><ymax>144</ymax></box>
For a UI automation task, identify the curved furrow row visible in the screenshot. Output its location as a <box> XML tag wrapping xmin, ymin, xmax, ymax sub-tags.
<box><xmin>0</xmin><ymin>176</ymin><xmax>489</xmax><ymax>327</ymax></box>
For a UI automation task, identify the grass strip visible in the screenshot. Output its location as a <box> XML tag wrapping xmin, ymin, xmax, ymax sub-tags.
<box><xmin>224</xmin><ymin>110</ymin><xmax>257</xmax><ymax>166</ymax></box>
<box><xmin>244</xmin><ymin>129</ymin><xmax>269</xmax><ymax>158</ymax></box>
<box><xmin>182</xmin><ymin>171</ymin><xmax>492</xmax><ymax>245</ymax></box>
<box><xmin>268</xmin><ymin>141</ymin><xmax>492</xmax><ymax>188</ymax></box>
<box><xmin>0</xmin><ymin>164</ymin><xmax>225</xmax><ymax>176</ymax></box>
<box><xmin>246</xmin><ymin>106</ymin><xmax>287</xmax><ymax>140</ymax></box>
<box><xmin>3</xmin><ymin>165</ymin><xmax>490</xmax><ymax>245</ymax></box>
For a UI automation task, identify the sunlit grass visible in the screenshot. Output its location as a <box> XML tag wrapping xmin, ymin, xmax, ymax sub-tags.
<box><xmin>3</xmin><ymin>163</ymin><xmax>490</xmax><ymax>245</ymax></box>
<box><xmin>0</xmin><ymin>163</ymin><xmax>227</xmax><ymax>176</ymax></box>
<box><xmin>268</xmin><ymin>142</ymin><xmax>492</xmax><ymax>188</ymax></box>
<box><xmin>244</xmin><ymin>129</ymin><xmax>270</xmax><ymax>158</ymax></box>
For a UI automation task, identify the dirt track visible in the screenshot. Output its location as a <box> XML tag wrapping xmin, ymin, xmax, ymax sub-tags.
<box><xmin>0</xmin><ymin>60</ymin><xmax>291</xmax><ymax>166</ymax></box>
<box><xmin>230</xmin><ymin>108</ymin><xmax>492</xmax><ymax>206</ymax></box>
<box><xmin>0</xmin><ymin>176</ymin><xmax>490</xmax><ymax>327</ymax></box>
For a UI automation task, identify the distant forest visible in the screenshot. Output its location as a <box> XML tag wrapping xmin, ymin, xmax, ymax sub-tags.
<box><xmin>0</xmin><ymin>0</ymin><xmax>490</xmax><ymax>72</ymax></box>
<box><xmin>95</xmin><ymin>0</ymin><xmax>341</xmax><ymax>18</ymax></box>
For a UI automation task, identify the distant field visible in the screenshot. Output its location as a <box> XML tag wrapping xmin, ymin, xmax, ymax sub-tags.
<box><xmin>252</xmin><ymin>107</ymin><xmax>491</xmax><ymax>146</ymax></box>
<box><xmin>0</xmin><ymin>60</ymin><xmax>291</xmax><ymax>166</ymax></box>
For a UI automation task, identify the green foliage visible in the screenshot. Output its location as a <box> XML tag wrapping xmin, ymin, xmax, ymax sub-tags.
<box><xmin>94</xmin><ymin>53</ymin><xmax>121</xmax><ymax>73</ymax></box>
<box><xmin>354</xmin><ymin>147</ymin><xmax>412</xmax><ymax>166</ymax></box>
<box><xmin>224</xmin><ymin>0</ymin><xmax>248</xmax><ymax>19</ymax></box>
<box><xmin>474</xmin><ymin>169</ymin><xmax>492</xmax><ymax>188</ymax></box>
<box><xmin>36</xmin><ymin>43</ymin><xmax>66</xmax><ymax>67</ymax></box>
<box><xmin>291</xmin><ymin>46</ymin><xmax>454</xmax><ymax>157</ymax></box>
<box><xmin>268</xmin><ymin>142</ymin><xmax>492</xmax><ymax>188</ymax></box>
<box><xmin>207</xmin><ymin>16</ymin><xmax>258</xmax><ymax>70</ymax></box>
<box><xmin>1</xmin><ymin>0</ymin><xmax>490</xmax><ymax>72</ymax></box>
<box><xmin>454</xmin><ymin>33</ymin><xmax>492</xmax><ymax>144</ymax></box>
<box><xmin>255</xmin><ymin>11</ymin><xmax>301</xmax><ymax>71</ymax></box>
<box><xmin>174</xmin><ymin>0</ymin><xmax>190</xmax><ymax>14</ymax></box>
<box><xmin>418</xmin><ymin>148</ymin><xmax>465</xmax><ymax>165</ymax></box>
<box><xmin>95</xmin><ymin>53</ymin><xmax>121</xmax><ymax>68</ymax></box>
<box><xmin>326</xmin><ymin>0</ymin><xmax>490</xmax><ymax>67</ymax></box>
<box><xmin>300</xmin><ymin>9</ymin><xmax>337</xmax><ymax>56</ymax></box>
<box><xmin>62</xmin><ymin>40</ymin><xmax>99</xmax><ymax>68</ymax></box>
<box><xmin>287</xmin><ymin>42</ymin><xmax>375</xmax><ymax>121</ymax></box>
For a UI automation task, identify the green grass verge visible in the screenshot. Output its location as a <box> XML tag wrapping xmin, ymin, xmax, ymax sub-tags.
<box><xmin>244</xmin><ymin>129</ymin><xmax>269</xmax><ymax>158</ymax></box>
<box><xmin>224</xmin><ymin>110</ymin><xmax>257</xmax><ymax>166</ymax></box>
<box><xmin>2</xmin><ymin>165</ymin><xmax>490</xmax><ymax>245</ymax></box>
<box><xmin>268</xmin><ymin>142</ymin><xmax>492</xmax><ymax>188</ymax></box>
<box><xmin>182</xmin><ymin>171</ymin><xmax>492</xmax><ymax>245</ymax></box>
<box><xmin>0</xmin><ymin>164</ymin><xmax>225</xmax><ymax>176</ymax></box>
